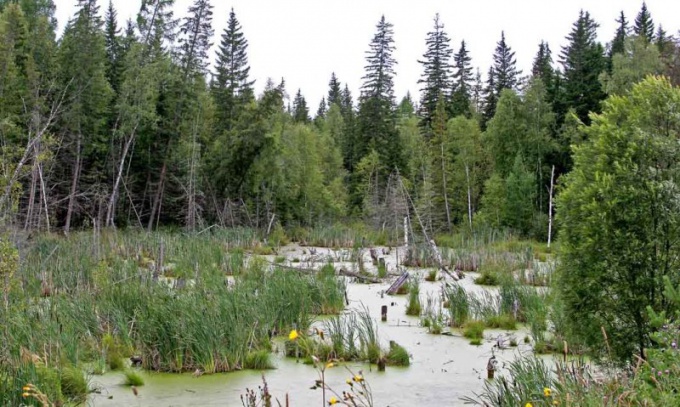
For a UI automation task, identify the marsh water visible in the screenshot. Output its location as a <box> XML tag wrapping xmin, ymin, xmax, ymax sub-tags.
<box><xmin>88</xmin><ymin>245</ymin><xmax>537</xmax><ymax>406</ymax></box>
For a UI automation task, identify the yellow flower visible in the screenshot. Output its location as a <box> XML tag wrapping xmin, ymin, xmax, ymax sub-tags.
<box><xmin>328</xmin><ymin>396</ymin><xmax>339</xmax><ymax>405</ymax></box>
<box><xmin>353</xmin><ymin>374</ymin><xmax>364</xmax><ymax>382</ymax></box>
<box><xmin>525</xmin><ymin>403</ymin><xmax>533</xmax><ymax>407</ymax></box>
<box><xmin>543</xmin><ymin>387</ymin><xmax>552</xmax><ymax>397</ymax></box>
<box><xmin>22</xmin><ymin>392</ymin><xmax>30</xmax><ymax>398</ymax></box>
<box><xmin>346</xmin><ymin>379</ymin><xmax>352</xmax><ymax>385</ymax></box>
<box><xmin>288</xmin><ymin>329</ymin><xmax>299</xmax><ymax>341</ymax></box>
<box><xmin>553</xmin><ymin>401</ymin><xmax>560</xmax><ymax>406</ymax></box>
<box><xmin>326</xmin><ymin>362</ymin><xmax>335</xmax><ymax>369</ymax></box>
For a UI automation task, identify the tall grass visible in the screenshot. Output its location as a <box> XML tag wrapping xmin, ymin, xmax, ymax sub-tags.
<box><xmin>0</xmin><ymin>230</ymin><xmax>347</xmax><ymax>381</ymax></box>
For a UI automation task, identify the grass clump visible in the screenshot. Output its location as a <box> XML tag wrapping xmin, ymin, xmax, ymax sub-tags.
<box><xmin>405</xmin><ymin>278</ymin><xmax>422</xmax><ymax>316</ymax></box>
<box><xmin>484</xmin><ymin>314</ymin><xmax>517</xmax><ymax>330</ymax></box>
<box><xmin>445</xmin><ymin>285</ymin><xmax>470</xmax><ymax>327</ymax></box>
<box><xmin>60</xmin><ymin>366</ymin><xmax>88</xmax><ymax>403</ymax></box>
<box><xmin>123</xmin><ymin>370</ymin><xmax>144</xmax><ymax>386</ymax></box>
<box><xmin>386</xmin><ymin>342</ymin><xmax>410</xmax><ymax>366</ymax></box>
<box><xmin>244</xmin><ymin>350</ymin><xmax>275</xmax><ymax>370</ymax></box>
<box><xmin>474</xmin><ymin>271</ymin><xmax>499</xmax><ymax>286</ymax></box>
<box><xmin>424</xmin><ymin>269</ymin><xmax>437</xmax><ymax>282</ymax></box>
<box><xmin>463</xmin><ymin>320</ymin><xmax>485</xmax><ymax>340</ymax></box>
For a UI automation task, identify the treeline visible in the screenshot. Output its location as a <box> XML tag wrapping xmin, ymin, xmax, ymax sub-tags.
<box><xmin>0</xmin><ymin>0</ymin><xmax>677</xmax><ymax>235</ymax></box>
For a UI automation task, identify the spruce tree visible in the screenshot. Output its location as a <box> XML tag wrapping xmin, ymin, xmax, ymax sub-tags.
<box><xmin>481</xmin><ymin>66</ymin><xmax>497</xmax><ymax>127</ymax></box>
<box><xmin>327</xmin><ymin>72</ymin><xmax>342</xmax><ymax>107</ymax></box>
<box><xmin>212</xmin><ymin>8</ymin><xmax>254</xmax><ymax>134</ymax></box>
<box><xmin>355</xmin><ymin>15</ymin><xmax>402</xmax><ymax>210</ymax></box>
<box><xmin>177</xmin><ymin>0</ymin><xmax>213</xmax><ymax>77</ymax></box>
<box><xmin>482</xmin><ymin>31</ymin><xmax>521</xmax><ymax>128</ymax></box>
<box><xmin>532</xmin><ymin>41</ymin><xmax>553</xmax><ymax>82</ymax></box>
<box><xmin>633</xmin><ymin>2</ymin><xmax>654</xmax><ymax>43</ymax></box>
<box><xmin>292</xmin><ymin>89</ymin><xmax>310</xmax><ymax>123</ymax></box>
<box><xmin>559</xmin><ymin>10</ymin><xmax>606</xmax><ymax>124</ymax></box>
<box><xmin>492</xmin><ymin>31</ymin><xmax>521</xmax><ymax>93</ymax></box>
<box><xmin>610</xmin><ymin>11</ymin><xmax>628</xmax><ymax>58</ymax></box>
<box><xmin>417</xmin><ymin>13</ymin><xmax>453</xmax><ymax>131</ymax></box>
<box><xmin>104</xmin><ymin>0</ymin><xmax>123</xmax><ymax>92</ymax></box>
<box><xmin>58</xmin><ymin>0</ymin><xmax>114</xmax><ymax>231</ymax></box>
<box><xmin>137</xmin><ymin>0</ymin><xmax>177</xmax><ymax>52</ymax></box>
<box><xmin>450</xmin><ymin>40</ymin><xmax>474</xmax><ymax>118</ymax></box>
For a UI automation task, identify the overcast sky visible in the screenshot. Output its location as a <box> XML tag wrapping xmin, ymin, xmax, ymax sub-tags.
<box><xmin>55</xmin><ymin>0</ymin><xmax>680</xmax><ymax>110</ymax></box>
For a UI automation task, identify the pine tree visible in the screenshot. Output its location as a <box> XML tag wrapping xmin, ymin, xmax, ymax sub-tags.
<box><xmin>212</xmin><ymin>8</ymin><xmax>254</xmax><ymax>134</ymax></box>
<box><xmin>327</xmin><ymin>72</ymin><xmax>342</xmax><ymax>107</ymax></box>
<box><xmin>316</xmin><ymin>96</ymin><xmax>327</xmax><ymax>120</ymax></box>
<box><xmin>177</xmin><ymin>0</ymin><xmax>213</xmax><ymax>77</ymax></box>
<box><xmin>532</xmin><ymin>41</ymin><xmax>553</xmax><ymax>82</ymax></box>
<box><xmin>418</xmin><ymin>13</ymin><xmax>453</xmax><ymax>131</ymax></box>
<box><xmin>471</xmin><ymin>68</ymin><xmax>484</xmax><ymax>115</ymax></box>
<box><xmin>633</xmin><ymin>2</ymin><xmax>654</xmax><ymax>43</ymax></box>
<box><xmin>292</xmin><ymin>89</ymin><xmax>310</xmax><ymax>123</ymax></box>
<box><xmin>559</xmin><ymin>10</ymin><xmax>606</xmax><ymax>124</ymax></box>
<box><xmin>450</xmin><ymin>40</ymin><xmax>474</xmax><ymax>118</ymax></box>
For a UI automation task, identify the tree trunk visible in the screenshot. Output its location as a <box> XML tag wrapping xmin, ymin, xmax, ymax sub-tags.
<box><xmin>547</xmin><ymin>165</ymin><xmax>555</xmax><ymax>248</ymax></box>
<box><xmin>107</xmin><ymin>125</ymin><xmax>138</xmax><ymax>227</ymax></box>
<box><xmin>64</xmin><ymin>134</ymin><xmax>82</xmax><ymax>234</ymax></box>
<box><xmin>147</xmin><ymin>161</ymin><xmax>167</xmax><ymax>232</ymax></box>
<box><xmin>24</xmin><ymin>147</ymin><xmax>38</xmax><ymax>230</ymax></box>
<box><xmin>441</xmin><ymin>142</ymin><xmax>451</xmax><ymax>232</ymax></box>
<box><xmin>465</xmin><ymin>163</ymin><xmax>473</xmax><ymax>231</ymax></box>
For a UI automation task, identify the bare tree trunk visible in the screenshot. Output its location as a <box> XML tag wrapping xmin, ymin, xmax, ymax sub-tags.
<box><xmin>24</xmin><ymin>148</ymin><xmax>38</xmax><ymax>230</ymax></box>
<box><xmin>441</xmin><ymin>142</ymin><xmax>452</xmax><ymax>232</ymax></box>
<box><xmin>106</xmin><ymin>125</ymin><xmax>138</xmax><ymax>227</ymax></box>
<box><xmin>64</xmin><ymin>134</ymin><xmax>82</xmax><ymax>234</ymax></box>
<box><xmin>38</xmin><ymin>160</ymin><xmax>50</xmax><ymax>233</ymax></box>
<box><xmin>147</xmin><ymin>160</ymin><xmax>167</xmax><ymax>232</ymax></box>
<box><xmin>547</xmin><ymin>165</ymin><xmax>555</xmax><ymax>248</ymax></box>
<box><xmin>465</xmin><ymin>164</ymin><xmax>473</xmax><ymax>231</ymax></box>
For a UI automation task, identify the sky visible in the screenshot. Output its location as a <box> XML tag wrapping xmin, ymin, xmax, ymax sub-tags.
<box><xmin>55</xmin><ymin>0</ymin><xmax>680</xmax><ymax>110</ymax></box>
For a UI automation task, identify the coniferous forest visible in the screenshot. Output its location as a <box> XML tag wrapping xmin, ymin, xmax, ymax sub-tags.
<box><xmin>3</xmin><ymin>0</ymin><xmax>680</xmax><ymax>406</ymax></box>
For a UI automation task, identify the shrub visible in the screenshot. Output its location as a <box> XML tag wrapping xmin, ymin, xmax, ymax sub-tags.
<box><xmin>123</xmin><ymin>370</ymin><xmax>144</xmax><ymax>386</ymax></box>
<box><xmin>463</xmin><ymin>320</ymin><xmax>485</xmax><ymax>340</ymax></box>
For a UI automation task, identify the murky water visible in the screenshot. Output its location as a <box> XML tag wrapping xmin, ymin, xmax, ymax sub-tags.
<box><xmin>88</xmin><ymin>246</ymin><xmax>536</xmax><ymax>406</ymax></box>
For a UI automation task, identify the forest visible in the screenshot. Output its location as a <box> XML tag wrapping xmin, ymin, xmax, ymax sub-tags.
<box><xmin>1</xmin><ymin>0</ymin><xmax>680</xmax><ymax>406</ymax></box>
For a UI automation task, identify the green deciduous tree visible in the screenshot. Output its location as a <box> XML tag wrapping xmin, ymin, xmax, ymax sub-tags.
<box><xmin>557</xmin><ymin>76</ymin><xmax>680</xmax><ymax>363</ymax></box>
<box><xmin>600</xmin><ymin>36</ymin><xmax>662</xmax><ymax>95</ymax></box>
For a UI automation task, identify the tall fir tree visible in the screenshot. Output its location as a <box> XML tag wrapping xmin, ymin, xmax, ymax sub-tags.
<box><xmin>610</xmin><ymin>11</ymin><xmax>628</xmax><ymax>58</ymax></box>
<box><xmin>450</xmin><ymin>40</ymin><xmax>474</xmax><ymax>118</ymax></box>
<box><xmin>633</xmin><ymin>2</ymin><xmax>654</xmax><ymax>43</ymax></box>
<box><xmin>327</xmin><ymin>72</ymin><xmax>342</xmax><ymax>107</ymax></box>
<box><xmin>212</xmin><ymin>8</ymin><xmax>254</xmax><ymax>134</ymax></box>
<box><xmin>137</xmin><ymin>0</ymin><xmax>177</xmax><ymax>52</ymax></box>
<box><xmin>482</xmin><ymin>31</ymin><xmax>521</xmax><ymax>128</ymax></box>
<box><xmin>417</xmin><ymin>13</ymin><xmax>453</xmax><ymax>131</ymax></box>
<box><xmin>355</xmin><ymin>15</ymin><xmax>403</xmax><ymax>210</ymax></box>
<box><xmin>176</xmin><ymin>0</ymin><xmax>213</xmax><ymax>77</ymax></box>
<box><xmin>104</xmin><ymin>0</ymin><xmax>123</xmax><ymax>92</ymax></box>
<box><xmin>559</xmin><ymin>10</ymin><xmax>606</xmax><ymax>125</ymax></box>
<box><xmin>292</xmin><ymin>89</ymin><xmax>310</xmax><ymax>123</ymax></box>
<box><xmin>481</xmin><ymin>66</ymin><xmax>497</xmax><ymax>128</ymax></box>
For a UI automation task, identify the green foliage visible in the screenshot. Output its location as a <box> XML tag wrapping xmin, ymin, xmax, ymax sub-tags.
<box><xmin>59</xmin><ymin>366</ymin><xmax>88</xmax><ymax>403</ymax></box>
<box><xmin>386</xmin><ymin>342</ymin><xmax>410</xmax><ymax>366</ymax></box>
<box><xmin>557</xmin><ymin>76</ymin><xmax>680</xmax><ymax>363</ymax></box>
<box><xmin>123</xmin><ymin>370</ymin><xmax>145</xmax><ymax>386</ymax></box>
<box><xmin>601</xmin><ymin>36</ymin><xmax>662</xmax><ymax>95</ymax></box>
<box><xmin>405</xmin><ymin>278</ymin><xmax>422</xmax><ymax>316</ymax></box>
<box><xmin>463</xmin><ymin>320</ymin><xmax>485</xmax><ymax>340</ymax></box>
<box><xmin>244</xmin><ymin>350</ymin><xmax>274</xmax><ymax>370</ymax></box>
